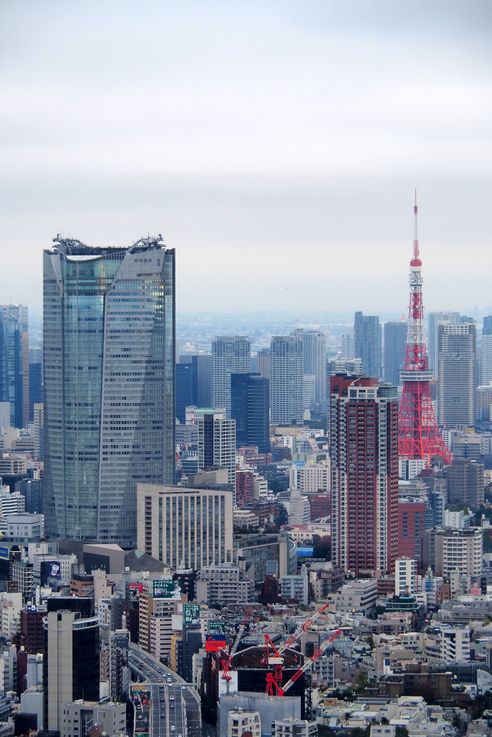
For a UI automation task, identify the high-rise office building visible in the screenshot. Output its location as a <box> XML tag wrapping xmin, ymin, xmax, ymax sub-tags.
<box><xmin>176</xmin><ymin>354</ymin><xmax>213</xmax><ymax>422</ymax></box>
<box><xmin>28</xmin><ymin>346</ymin><xmax>42</xmax><ymax>422</ymax></box>
<box><xmin>270</xmin><ymin>336</ymin><xmax>303</xmax><ymax>425</ymax></box>
<box><xmin>187</xmin><ymin>407</ymin><xmax>236</xmax><ymax>492</ymax></box>
<box><xmin>437</xmin><ymin>323</ymin><xmax>476</xmax><ymax>428</ymax></box>
<box><xmin>428</xmin><ymin>312</ymin><xmax>461</xmax><ymax>377</ymax></box>
<box><xmin>354</xmin><ymin>311</ymin><xmax>382</xmax><ymax>378</ymax></box>
<box><xmin>383</xmin><ymin>321</ymin><xmax>407</xmax><ymax>386</ymax></box>
<box><xmin>137</xmin><ymin>484</ymin><xmax>234</xmax><ymax>569</ymax></box>
<box><xmin>447</xmin><ymin>459</ymin><xmax>484</xmax><ymax>510</ymax></box>
<box><xmin>43</xmin><ymin>235</ymin><xmax>175</xmax><ymax>546</ymax></box>
<box><xmin>179</xmin><ymin>354</ymin><xmax>212</xmax><ymax>408</ymax></box>
<box><xmin>292</xmin><ymin>329</ymin><xmax>327</xmax><ymax>408</ymax></box>
<box><xmin>230</xmin><ymin>372</ymin><xmax>269</xmax><ymax>452</ymax></box>
<box><xmin>256</xmin><ymin>347</ymin><xmax>271</xmax><ymax>380</ymax></box>
<box><xmin>330</xmin><ymin>375</ymin><xmax>399</xmax><ymax>576</ymax></box>
<box><xmin>480</xmin><ymin>333</ymin><xmax>492</xmax><ymax>386</ymax></box>
<box><xmin>0</xmin><ymin>305</ymin><xmax>29</xmax><ymax>428</ymax></box>
<box><xmin>176</xmin><ymin>361</ymin><xmax>194</xmax><ymax>424</ymax></box>
<box><xmin>483</xmin><ymin>315</ymin><xmax>492</xmax><ymax>336</ymax></box>
<box><xmin>44</xmin><ymin>609</ymin><xmax>99</xmax><ymax>732</ymax></box>
<box><xmin>211</xmin><ymin>336</ymin><xmax>251</xmax><ymax>415</ymax></box>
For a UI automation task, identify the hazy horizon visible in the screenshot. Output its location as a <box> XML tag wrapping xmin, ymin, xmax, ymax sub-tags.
<box><xmin>2</xmin><ymin>1</ymin><xmax>492</xmax><ymax>314</ymax></box>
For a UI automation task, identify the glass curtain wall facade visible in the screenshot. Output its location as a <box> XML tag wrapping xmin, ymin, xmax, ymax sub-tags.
<box><xmin>0</xmin><ymin>305</ymin><xmax>29</xmax><ymax>428</ymax></box>
<box><xmin>44</xmin><ymin>236</ymin><xmax>175</xmax><ymax>546</ymax></box>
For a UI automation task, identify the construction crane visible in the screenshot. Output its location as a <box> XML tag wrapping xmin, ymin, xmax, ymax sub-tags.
<box><xmin>265</xmin><ymin>628</ymin><xmax>343</xmax><ymax>697</ymax></box>
<box><xmin>278</xmin><ymin>602</ymin><xmax>331</xmax><ymax>654</ymax></box>
<box><xmin>219</xmin><ymin>606</ymin><xmax>254</xmax><ymax>685</ymax></box>
<box><xmin>262</xmin><ymin>603</ymin><xmax>332</xmax><ymax>695</ymax></box>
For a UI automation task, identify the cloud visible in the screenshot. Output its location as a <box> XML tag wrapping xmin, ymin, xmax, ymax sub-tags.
<box><xmin>0</xmin><ymin>0</ymin><xmax>491</xmax><ymax>314</ymax></box>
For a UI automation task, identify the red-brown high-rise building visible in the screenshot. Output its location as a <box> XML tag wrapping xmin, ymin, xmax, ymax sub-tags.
<box><xmin>330</xmin><ymin>374</ymin><xmax>399</xmax><ymax>576</ymax></box>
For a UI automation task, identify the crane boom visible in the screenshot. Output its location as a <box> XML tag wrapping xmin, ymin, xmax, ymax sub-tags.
<box><xmin>265</xmin><ymin>629</ymin><xmax>343</xmax><ymax>697</ymax></box>
<box><xmin>278</xmin><ymin>603</ymin><xmax>331</xmax><ymax>654</ymax></box>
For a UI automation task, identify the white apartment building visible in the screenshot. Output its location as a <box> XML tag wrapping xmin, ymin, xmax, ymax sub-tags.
<box><xmin>227</xmin><ymin>708</ymin><xmax>261</xmax><ymax>737</ymax></box>
<box><xmin>434</xmin><ymin>527</ymin><xmax>483</xmax><ymax>577</ymax></box>
<box><xmin>395</xmin><ymin>558</ymin><xmax>418</xmax><ymax>597</ymax></box>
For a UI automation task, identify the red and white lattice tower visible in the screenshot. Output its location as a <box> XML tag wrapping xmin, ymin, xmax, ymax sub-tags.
<box><xmin>398</xmin><ymin>195</ymin><xmax>452</xmax><ymax>465</ymax></box>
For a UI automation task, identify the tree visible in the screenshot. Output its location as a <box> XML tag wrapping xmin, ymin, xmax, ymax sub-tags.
<box><xmin>274</xmin><ymin>503</ymin><xmax>289</xmax><ymax>528</ymax></box>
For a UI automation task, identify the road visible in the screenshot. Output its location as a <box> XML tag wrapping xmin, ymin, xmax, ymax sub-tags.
<box><xmin>128</xmin><ymin>643</ymin><xmax>202</xmax><ymax>737</ymax></box>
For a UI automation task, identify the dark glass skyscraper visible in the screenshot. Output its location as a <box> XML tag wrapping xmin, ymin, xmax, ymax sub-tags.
<box><xmin>383</xmin><ymin>321</ymin><xmax>407</xmax><ymax>386</ymax></box>
<box><xmin>43</xmin><ymin>235</ymin><xmax>175</xmax><ymax>546</ymax></box>
<box><xmin>176</xmin><ymin>361</ymin><xmax>194</xmax><ymax>424</ymax></box>
<box><xmin>231</xmin><ymin>372</ymin><xmax>270</xmax><ymax>452</ymax></box>
<box><xmin>354</xmin><ymin>311</ymin><xmax>382</xmax><ymax>379</ymax></box>
<box><xmin>0</xmin><ymin>304</ymin><xmax>29</xmax><ymax>428</ymax></box>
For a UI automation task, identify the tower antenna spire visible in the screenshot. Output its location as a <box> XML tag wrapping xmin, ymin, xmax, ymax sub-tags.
<box><xmin>398</xmin><ymin>193</ymin><xmax>452</xmax><ymax>466</ymax></box>
<box><xmin>412</xmin><ymin>189</ymin><xmax>420</xmax><ymax>263</ymax></box>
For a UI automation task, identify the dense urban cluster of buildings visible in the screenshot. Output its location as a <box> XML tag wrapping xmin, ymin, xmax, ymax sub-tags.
<box><xmin>0</xmin><ymin>221</ymin><xmax>492</xmax><ymax>737</ymax></box>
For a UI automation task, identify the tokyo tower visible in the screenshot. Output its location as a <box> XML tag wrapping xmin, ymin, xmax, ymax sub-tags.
<box><xmin>398</xmin><ymin>195</ymin><xmax>452</xmax><ymax>465</ymax></box>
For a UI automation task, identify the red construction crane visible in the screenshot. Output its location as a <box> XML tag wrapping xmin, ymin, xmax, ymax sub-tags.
<box><xmin>220</xmin><ymin>605</ymin><xmax>254</xmax><ymax>685</ymax></box>
<box><xmin>265</xmin><ymin>628</ymin><xmax>343</xmax><ymax>696</ymax></box>
<box><xmin>262</xmin><ymin>603</ymin><xmax>333</xmax><ymax>695</ymax></box>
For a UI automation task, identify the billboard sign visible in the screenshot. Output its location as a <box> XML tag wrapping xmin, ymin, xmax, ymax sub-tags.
<box><xmin>208</xmin><ymin>620</ymin><xmax>225</xmax><ymax>635</ymax></box>
<box><xmin>153</xmin><ymin>579</ymin><xmax>181</xmax><ymax>599</ymax></box>
<box><xmin>183</xmin><ymin>603</ymin><xmax>200</xmax><ymax>625</ymax></box>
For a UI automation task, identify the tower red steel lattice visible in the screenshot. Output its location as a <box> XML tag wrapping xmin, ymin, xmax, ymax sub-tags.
<box><xmin>398</xmin><ymin>195</ymin><xmax>452</xmax><ymax>465</ymax></box>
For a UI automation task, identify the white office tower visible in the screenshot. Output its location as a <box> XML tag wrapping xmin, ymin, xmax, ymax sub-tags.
<box><xmin>187</xmin><ymin>407</ymin><xmax>236</xmax><ymax>493</ymax></box>
<box><xmin>270</xmin><ymin>336</ymin><xmax>303</xmax><ymax>425</ymax></box>
<box><xmin>428</xmin><ymin>311</ymin><xmax>461</xmax><ymax>377</ymax></box>
<box><xmin>481</xmin><ymin>335</ymin><xmax>492</xmax><ymax>385</ymax></box>
<box><xmin>395</xmin><ymin>557</ymin><xmax>418</xmax><ymax>596</ymax></box>
<box><xmin>293</xmin><ymin>329</ymin><xmax>327</xmax><ymax>409</ymax></box>
<box><xmin>212</xmin><ymin>336</ymin><xmax>251</xmax><ymax>415</ymax></box>
<box><xmin>437</xmin><ymin>323</ymin><xmax>476</xmax><ymax>428</ymax></box>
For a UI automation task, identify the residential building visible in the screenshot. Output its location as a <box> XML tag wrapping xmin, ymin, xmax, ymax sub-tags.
<box><xmin>273</xmin><ymin>718</ymin><xmax>318</xmax><ymax>737</ymax></box>
<box><xmin>270</xmin><ymin>336</ymin><xmax>303</xmax><ymax>425</ymax></box>
<box><xmin>196</xmin><ymin>565</ymin><xmax>254</xmax><ymax>606</ymax></box>
<box><xmin>398</xmin><ymin>497</ymin><xmax>426</xmax><ymax>563</ymax></box>
<box><xmin>383</xmin><ymin>321</ymin><xmax>407</xmax><ymax>386</ymax></box>
<box><xmin>60</xmin><ymin>701</ymin><xmax>126</xmax><ymax>737</ymax></box>
<box><xmin>0</xmin><ymin>304</ymin><xmax>29</xmax><ymax>428</ymax></box>
<box><xmin>395</xmin><ymin>557</ymin><xmax>418</xmax><ymax>597</ymax></box>
<box><xmin>231</xmin><ymin>372</ymin><xmax>269</xmax><ymax>453</ymax></box>
<box><xmin>330</xmin><ymin>375</ymin><xmax>399</xmax><ymax>576</ymax></box>
<box><xmin>354</xmin><ymin>311</ymin><xmax>382</xmax><ymax>378</ymax></box>
<box><xmin>437</xmin><ymin>322</ymin><xmax>476</xmax><ymax>427</ymax></box>
<box><xmin>438</xmin><ymin>625</ymin><xmax>471</xmax><ymax>662</ymax></box>
<box><xmin>433</xmin><ymin>527</ymin><xmax>483</xmax><ymax>577</ymax></box>
<box><xmin>447</xmin><ymin>459</ymin><xmax>484</xmax><ymax>509</ymax></box>
<box><xmin>211</xmin><ymin>336</ymin><xmax>251</xmax><ymax>415</ymax></box>
<box><xmin>137</xmin><ymin>484</ymin><xmax>234</xmax><ymax>569</ymax></box>
<box><xmin>43</xmin><ymin>235</ymin><xmax>175</xmax><ymax>546</ymax></box>
<box><xmin>227</xmin><ymin>708</ymin><xmax>261</xmax><ymax>737</ymax></box>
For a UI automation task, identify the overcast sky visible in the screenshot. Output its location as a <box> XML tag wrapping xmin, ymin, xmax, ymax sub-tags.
<box><xmin>1</xmin><ymin>1</ymin><xmax>492</xmax><ymax>317</ymax></box>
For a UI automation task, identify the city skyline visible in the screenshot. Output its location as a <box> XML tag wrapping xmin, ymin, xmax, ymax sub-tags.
<box><xmin>1</xmin><ymin>1</ymin><xmax>492</xmax><ymax>313</ymax></box>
